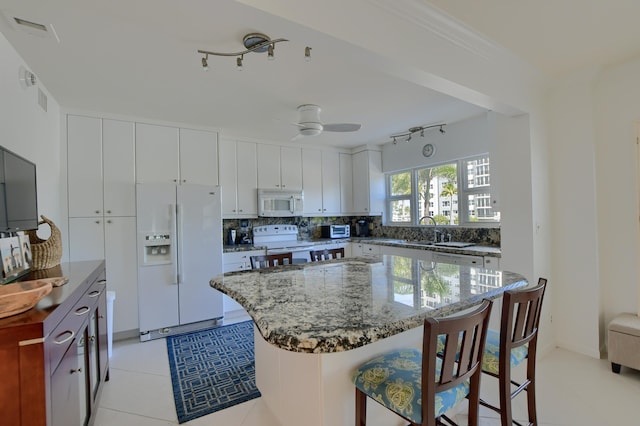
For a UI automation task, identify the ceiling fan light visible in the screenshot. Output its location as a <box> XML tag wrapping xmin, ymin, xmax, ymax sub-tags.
<box><xmin>305</xmin><ymin>46</ymin><xmax>311</xmax><ymax>62</ymax></box>
<box><xmin>236</xmin><ymin>55</ymin><xmax>243</xmax><ymax>70</ymax></box>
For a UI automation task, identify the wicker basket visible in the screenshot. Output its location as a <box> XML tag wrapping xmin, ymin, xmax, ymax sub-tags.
<box><xmin>25</xmin><ymin>215</ymin><xmax>62</xmax><ymax>271</ymax></box>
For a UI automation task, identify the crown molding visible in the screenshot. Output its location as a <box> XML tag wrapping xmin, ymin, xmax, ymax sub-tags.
<box><xmin>367</xmin><ymin>0</ymin><xmax>508</xmax><ymax>62</ymax></box>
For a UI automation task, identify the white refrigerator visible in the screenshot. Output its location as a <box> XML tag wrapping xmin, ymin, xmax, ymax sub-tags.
<box><xmin>136</xmin><ymin>183</ymin><xmax>223</xmax><ymax>336</ymax></box>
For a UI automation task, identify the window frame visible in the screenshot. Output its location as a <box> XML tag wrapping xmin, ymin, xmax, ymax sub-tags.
<box><xmin>385</xmin><ymin>154</ymin><xmax>499</xmax><ymax>227</ymax></box>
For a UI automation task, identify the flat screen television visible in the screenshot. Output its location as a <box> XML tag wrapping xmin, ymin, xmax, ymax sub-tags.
<box><xmin>0</xmin><ymin>146</ymin><xmax>38</xmax><ymax>232</ymax></box>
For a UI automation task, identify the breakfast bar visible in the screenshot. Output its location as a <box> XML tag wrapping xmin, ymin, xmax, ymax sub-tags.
<box><xmin>210</xmin><ymin>255</ymin><xmax>528</xmax><ymax>426</ymax></box>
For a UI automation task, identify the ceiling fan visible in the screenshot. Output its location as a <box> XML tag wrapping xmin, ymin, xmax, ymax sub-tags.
<box><xmin>291</xmin><ymin>104</ymin><xmax>361</xmax><ymax>139</ymax></box>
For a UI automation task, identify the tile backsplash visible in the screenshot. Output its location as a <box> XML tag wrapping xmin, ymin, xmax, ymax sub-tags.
<box><xmin>223</xmin><ymin>216</ymin><xmax>500</xmax><ymax>247</ymax></box>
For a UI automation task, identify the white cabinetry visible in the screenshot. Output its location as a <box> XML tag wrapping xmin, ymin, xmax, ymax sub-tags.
<box><xmin>135</xmin><ymin>123</ymin><xmax>218</xmax><ymax>185</ymax></box>
<box><xmin>302</xmin><ymin>148</ymin><xmax>341</xmax><ymax>215</ymax></box>
<box><xmin>68</xmin><ymin>116</ymin><xmax>135</xmax><ymax>217</ymax></box>
<box><xmin>378</xmin><ymin>245</ymin><xmax>433</xmax><ymax>261</ymax></box>
<box><xmin>67</xmin><ymin>115</ymin><xmax>138</xmax><ymax>333</ymax></box>
<box><xmin>432</xmin><ymin>252</ymin><xmax>484</xmax><ymax>267</ymax></box>
<box><xmin>483</xmin><ymin>256</ymin><xmax>501</xmax><ymax>269</ymax></box>
<box><xmin>223</xmin><ymin>249</ymin><xmax>264</xmax><ymax>314</ymax></box>
<box><xmin>219</xmin><ymin>139</ymin><xmax>258</xmax><ymax>217</ymax></box>
<box><xmin>257</xmin><ymin>144</ymin><xmax>302</xmax><ymax>190</ymax></box>
<box><xmin>351</xmin><ymin>150</ymin><xmax>384</xmax><ymax>215</ymax></box>
<box><xmin>351</xmin><ymin>242</ymin><xmax>380</xmax><ymax>257</ymax></box>
<box><xmin>339</xmin><ymin>153</ymin><xmax>354</xmax><ymax>214</ymax></box>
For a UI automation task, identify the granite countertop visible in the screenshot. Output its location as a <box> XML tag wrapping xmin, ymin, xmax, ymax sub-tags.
<box><xmin>223</xmin><ymin>237</ymin><xmax>501</xmax><ymax>257</ymax></box>
<box><xmin>210</xmin><ymin>255</ymin><xmax>526</xmax><ymax>353</ymax></box>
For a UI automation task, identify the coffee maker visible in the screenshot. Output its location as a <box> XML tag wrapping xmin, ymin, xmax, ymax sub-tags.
<box><xmin>356</xmin><ymin>219</ymin><xmax>370</xmax><ymax>237</ymax></box>
<box><xmin>237</xmin><ymin>219</ymin><xmax>252</xmax><ymax>245</ymax></box>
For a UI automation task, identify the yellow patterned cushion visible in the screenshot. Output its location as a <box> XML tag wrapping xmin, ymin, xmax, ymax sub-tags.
<box><xmin>352</xmin><ymin>348</ymin><xmax>470</xmax><ymax>424</ymax></box>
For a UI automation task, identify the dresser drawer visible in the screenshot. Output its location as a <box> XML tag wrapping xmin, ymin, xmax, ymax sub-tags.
<box><xmin>48</xmin><ymin>291</ymin><xmax>93</xmax><ymax>373</ymax></box>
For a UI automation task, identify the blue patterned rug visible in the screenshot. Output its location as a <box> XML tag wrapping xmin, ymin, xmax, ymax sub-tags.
<box><xmin>166</xmin><ymin>320</ymin><xmax>261</xmax><ymax>423</ymax></box>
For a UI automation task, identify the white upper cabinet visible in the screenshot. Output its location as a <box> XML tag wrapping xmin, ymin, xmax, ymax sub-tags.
<box><xmin>339</xmin><ymin>153</ymin><xmax>354</xmax><ymax>214</ymax></box>
<box><xmin>179</xmin><ymin>128</ymin><xmax>219</xmax><ymax>185</ymax></box>
<box><xmin>219</xmin><ymin>138</ymin><xmax>257</xmax><ymax>218</ymax></box>
<box><xmin>135</xmin><ymin>123</ymin><xmax>180</xmax><ymax>183</ymax></box>
<box><xmin>352</xmin><ymin>150</ymin><xmax>385</xmax><ymax>216</ymax></box>
<box><xmin>67</xmin><ymin>115</ymin><xmax>135</xmax><ymax>218</ymax></box>
<box><xmin>135</xmin><ymin>124</ymin><xmax>218</xmax><ymax>185</ymax></box>
<box><xmin>280</xmin><ymin>146</ymin><xmax>302</xmax><ymax>190</ymax></box>
<box><xmin>68</xmin><ymin>115</ymin><xmax>103</xmax><ymax>218</ymax></box>
<box><xmin>302</xmin><ymin>148</ymin><xmax>341</xmax><ymax>215</ymax></box>
<box><xmin>321</xmin><ymin>150</ymin><xmax>341</xmax><ymax>214</ymax></box>
<box><xmin>257</xmin><ymin>144</ymin><xmax>302</xmax><ymax>190</ymax></box>
<box><xmin>103</xmin><ymin>119</ymin><xmax>136</xmax><ymax>216</ymax></box>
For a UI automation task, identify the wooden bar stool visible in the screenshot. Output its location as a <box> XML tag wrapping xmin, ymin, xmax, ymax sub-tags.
<box><xmin>309</xmin><ymin>247</ymin><xmax>345</xmax><ymax>261</ymax></box>
<box><xmin>250</xmin><ymin>252</ymin><xmax>293</xmax><ymax>269</ymax></box>
<box><xmin>480</xmin><ymin>278</ymin><xmax>547</xmax><ymax>426</ymax></box>
<box><xmin>352</xmin><ymin>299</ymin><xmax>493</xmax><ymax>426</ymax></box>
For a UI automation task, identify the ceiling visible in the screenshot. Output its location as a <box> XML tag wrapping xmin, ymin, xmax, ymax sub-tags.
<box><xmin>2</xmin><ymin>1</ymin><xmax>640</xmax><ymax>149</ymax></box>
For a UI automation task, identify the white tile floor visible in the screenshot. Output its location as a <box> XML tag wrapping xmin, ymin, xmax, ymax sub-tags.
<box><xmin>95</xmin><ymin>317</ymin><xmax>640</xmax><ymax>426</ymax></box>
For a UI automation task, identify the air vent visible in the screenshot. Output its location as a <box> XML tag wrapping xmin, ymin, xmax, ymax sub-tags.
<box><xmin>37</xmin><ymin>89</ymin><xmax>47</xmax><ymax>112</ymax></box>
<box><xmin>13</xmin><ymin>17</ymin><xmax>47</xmax><ymax>32</ymax></box>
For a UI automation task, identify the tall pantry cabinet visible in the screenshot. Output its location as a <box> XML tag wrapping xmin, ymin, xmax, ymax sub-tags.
<box><xmin>67</xmin><ymin>115</ymin><xmax>138</xmax><ymax>335</ymax></box>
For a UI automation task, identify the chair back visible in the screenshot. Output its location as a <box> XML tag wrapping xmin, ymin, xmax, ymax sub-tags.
<box><xmin>250</xmin><ymin>252</ymin><xmax>293</xmax><ymax>269</ymax></box>
<box><xmin>309</xmin><ymin>247</ymin><xmax>345</xmax><ymax>262</ymax></box>
<box><xmin>501</xmin><ymin>278</ymin><xmax>547</xmax><ymax>354</ymax></box>
<box><xmin>423</xmin><ymin>299</ymin><xmax>493</xmax><ymax>422</ymax></box>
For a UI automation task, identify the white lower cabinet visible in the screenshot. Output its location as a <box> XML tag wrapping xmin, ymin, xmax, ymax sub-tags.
<box><xmin>350</xmin><ymin>242</ymin><xmax>380</xmax><ymax>257</ymax></box>
<box><xmin>483</xmin><ymin>256</ymin><xmax>501</xmax><ymax>269</ymax></box>
<box><xmin>378</xmin><ymin>245</ymin><xmax>433</xmax><ymax>261</ymax></box>
<box><xmin>432</xmin><ymin>252</ymin><xmax>484</xmax><ymax>267</ymax></box>
<box><xmin>222</xmin><ymin>249</ymin><xmax>265</xmax><ymax>314</ymax></box>
<box><xmin>69</xmin><ymin>217</ymin><xmax>138</xmax><ymax>334</ymax></box>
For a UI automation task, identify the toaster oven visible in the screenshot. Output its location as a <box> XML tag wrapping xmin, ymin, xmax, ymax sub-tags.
<box><xmin>320</xmin><ymin>224</ymin><xmax>350</xmax><ymax>239</ymax></box>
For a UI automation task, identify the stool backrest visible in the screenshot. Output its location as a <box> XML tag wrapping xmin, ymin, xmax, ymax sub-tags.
<box><xmin>309</xmin><ymin>247</ymin><xmax>345</xmax><ymax>262</ymax></box>
<box><xmin>501</xmin><ymin>278</ymin><xmax>547</xmax><ymax>353</ymax></box>
<box><xmin>250</xmin><ymin>252</ymin><xmax>293</xmax><ymax>269</ymax></box>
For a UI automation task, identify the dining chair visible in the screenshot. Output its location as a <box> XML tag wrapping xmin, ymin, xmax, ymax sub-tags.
<box><xmin>250</xmin><ymin>252</ymin><xmax>293</xmax><ymax>269</ymax></box>
<box><xmin>352</xmin><ymin>299</ymin><xmax>493</xmax><ymax>426</ymax></box>
<box><xmin>309</xmin><ymin>247</ymin><xmax>345</xmax><ymax>261</ymax></box>
<box><xmin>480</xmin><ymin>277</ymin><xmax>547</xmax><ymax>426</ymax></box>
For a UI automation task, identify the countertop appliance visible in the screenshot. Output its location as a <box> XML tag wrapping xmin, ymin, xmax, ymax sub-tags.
<box><xmin>136</xmin><ymin>183</ymin><xmax>223</xmax><ymax>340</ymax></box>
<box><xmin>320</xmin><ymin>224</ymin><xmax>350</xmax><ymax>239</ymax></box>
<box><xmin>356</xmin><ymin>219</ymin><xmax>370</xmax><ymax>237</ymax></box>
<box><xmin>257</xmin><ymin>189</ymin><xmax>304</xmax><ymax>217</ymax></box>
<box><xmin>253</xmin><ymin>224</ymin><xmax>315</xmax><ymax>263</ymax></box>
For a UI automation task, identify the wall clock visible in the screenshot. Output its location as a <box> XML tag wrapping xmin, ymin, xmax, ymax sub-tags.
<box><xmin>422</xmin><ymin>143</ymin><xmax>435</xmax><ymax>158</ymax></box>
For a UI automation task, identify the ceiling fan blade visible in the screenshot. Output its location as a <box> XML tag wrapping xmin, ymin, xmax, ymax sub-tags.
<box><xmin>291</xmin><ymin>133</ymin><xmax>305</xmax><ymax>141</ymax></box>
<box><xmin>323</xmin><ymin>123</ymin><xmax>361</xmax><ymax>132</ymax></box>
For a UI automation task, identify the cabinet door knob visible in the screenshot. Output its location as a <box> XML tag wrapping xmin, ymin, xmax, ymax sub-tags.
<box><xmin>70</xmin><ymin>368</ymin><xmax>83</xmax><ymax>374</ymax></box>
<box><xmin>107</xmin><ymin>220</ymin><xmax>112</xmax><ymax>224</ymax></box>
<box><xmin>182</xmin><ymin>179</ymin><xmax>186</xmax><ymax>183</ymax></box>
<box><xmin>95</xmin><ymin>210</ymin><xmax>100</xmax><ymax>214</ymax></box>
<box><xmin>95</xmin><ymin>220</ymin><xmax>100</xmax><ymax>224</ymax></box>
<box><xmin>318</xmin><ymin>209</ymin><xmax>321</xmax><ymax>211</ymax></box>
<box><xmin>106</xmin><ymin>210</ymin><xmax>112</xmax><ymax>214</ymax></box>
<box><xmin>173</xmin><ymin>179</ymin><xmax>178</xmax><ymax>182</ymax></box>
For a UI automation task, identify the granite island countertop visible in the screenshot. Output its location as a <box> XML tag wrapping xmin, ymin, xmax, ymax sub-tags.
<box><xmin>210</xmin><ymin>255</ymin><xmax>526</xmax><ymax>353</ymax></box>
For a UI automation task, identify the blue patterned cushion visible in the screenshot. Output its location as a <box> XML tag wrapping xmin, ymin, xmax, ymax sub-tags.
<box><xmin>436</xmin><ymin>330</ymin><xmax>528</xmax><ymax>375</ymax></box>
<box><xmin>351</xmin><ymin>348</ymin><xmax>470</xmax><ymax>424</ymax></box>
<box><xmin>482</xmin><ymin>329</ymin><xmax>528</xmax><ymax>374</ymax></box>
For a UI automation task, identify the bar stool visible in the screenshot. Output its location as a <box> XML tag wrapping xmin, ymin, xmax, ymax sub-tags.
<box><xmin>480</xmin><ymin>278</ymin><xmax>547</xmax><ymax>426</ymax></box>
<box><xmin>309</xmin><ymin>247</ymin><xmax>345</xmax><ymax>261</ymax></box>
<box><xmin>352</xmin><ymin>299</ymin><xmax>493</xmax><ymax>426</ymax></box>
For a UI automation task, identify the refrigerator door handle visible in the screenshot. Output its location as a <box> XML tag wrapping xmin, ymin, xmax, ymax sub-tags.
<box><xmin>171</xmin><ymin>203</ymin><xmax>179</xmax><ymax>285</ymax></box>
<box><xmin>177</xmin><ymin>203</ymin><xmax>185</xmax><ymax>284</ymax></box>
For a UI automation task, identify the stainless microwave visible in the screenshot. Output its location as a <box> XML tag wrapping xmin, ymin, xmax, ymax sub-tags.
<box><xmin>257</xmin><ymin>189</ymin><xmax>304</xmax><ymax>217</ymax></box>
<box><xmin>320</xmin><ymin>224</ymin><xmax>350</xmax><ymax>239</ymax></box>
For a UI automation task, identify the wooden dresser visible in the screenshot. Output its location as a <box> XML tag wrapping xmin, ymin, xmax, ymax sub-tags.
<box><xmin>0</xmin><ymin>260</ymin><xmax>108</xmax><ymax>426</ymax></box>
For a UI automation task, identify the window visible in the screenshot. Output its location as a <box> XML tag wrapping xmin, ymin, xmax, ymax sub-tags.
<box><xmin>385</xmin><ymin>155</ymin><xmax>499</xmax><ymax>225</ymax></box>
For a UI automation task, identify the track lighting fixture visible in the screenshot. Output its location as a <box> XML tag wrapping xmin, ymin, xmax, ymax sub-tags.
<box><xmin>390</xmin><ymin>123</ymin><xmax>446</xmax><ymax>144</ymax></box>
<box><xmin>198</xmin><ymin>32</ymin><xmax>311</xmax><ymax>71</ymax></box>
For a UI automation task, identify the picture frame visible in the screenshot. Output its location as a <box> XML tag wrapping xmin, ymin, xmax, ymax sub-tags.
<box><xmin>18</xmin><ymin>232</ymin><xmax>33</xmax><ymax>270</ymax></box>
<box><xmin>1</xmin><ymin>235</ymin><xmax>28</xmax><ymax>283</ymax></box>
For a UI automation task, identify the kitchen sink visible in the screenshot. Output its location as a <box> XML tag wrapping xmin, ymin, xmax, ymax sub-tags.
<box><xmin>433</xmin><ymin>242</ymin><xmax>476</xmax><ymax>248</ymax></box>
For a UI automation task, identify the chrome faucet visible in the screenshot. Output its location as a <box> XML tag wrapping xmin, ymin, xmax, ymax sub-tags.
<box><xmin>418</xmin><ymin>215</ymin><xmax>438</xmax><ymax>243</ymax></box>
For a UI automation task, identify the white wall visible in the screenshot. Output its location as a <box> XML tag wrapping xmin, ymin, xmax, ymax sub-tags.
<box><xmin>594</xmin><ymin>59</ymin><xmax>640</xmax><ymax>348</ymax></box>
<box><xmin>382</xmin><ymin>113</ymin><xmax>489</xmax><ymax>172</ymax></box>
<box><xmin>0</xmin><ymin>33</ymin><xmax>63</xmax><ymax>245</ymax></box>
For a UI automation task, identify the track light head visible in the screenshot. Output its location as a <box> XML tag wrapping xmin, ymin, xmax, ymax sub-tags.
<box><xmin>305</xmin><ymin>46</ymin><xmax>312</xmax><ymax>62</ymax></box>
<box><xmin>267</xmin><ymin>44</ymin><xmax>274</xmax><ymax>60</ymax></box>
<box><xmin>201</xmin><ymin>56</ymin><xmax>209</xmax><ymax>71</ymax></box>
<box><xmin>439</xmin><ymin>126</ymin><xmax>445</xmax><ymax>134</ymax></box>
<box><xmin>237</xmin><ymin>55</ymin><xmax>243</xmax><ymax>70</ymax></box>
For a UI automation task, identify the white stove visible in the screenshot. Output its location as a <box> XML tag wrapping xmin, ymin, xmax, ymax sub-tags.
<box><xmin>252</xmin><ymin>224</ymin><xmax>315</xmax><ymax>262</ymax></box>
